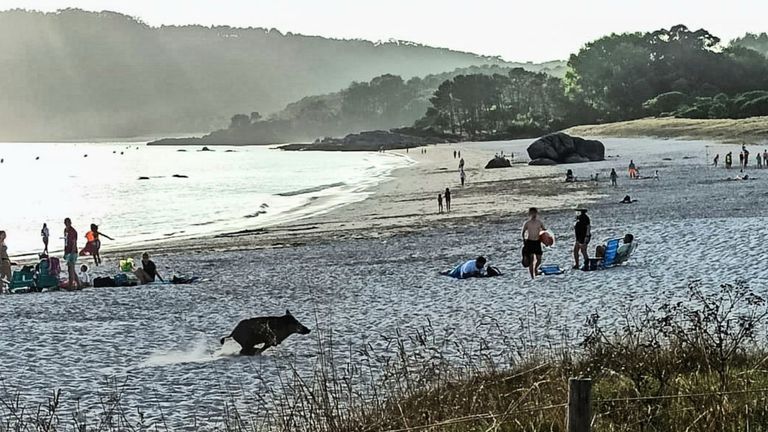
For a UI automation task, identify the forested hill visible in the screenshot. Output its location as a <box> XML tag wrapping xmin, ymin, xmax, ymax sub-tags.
<box><xmin>0</xmin><ymin>8</ymin><xmax>562</xmax><ymax>141</ymax></box>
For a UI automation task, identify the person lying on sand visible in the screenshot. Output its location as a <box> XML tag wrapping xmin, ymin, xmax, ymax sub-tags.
<box><xmin>442</xmin><ymin>256</ymin><xmax>487</xmax><ymax>279</ymax></box>
<box><xmin>725</xmin><ymin>175</ymin><xmax>753</xmax><ymax>181</ymax></box>
<box><xmin>620</xmin><ymin>195</ymin><xmax>637</xmax><ymax>204</ymax></box>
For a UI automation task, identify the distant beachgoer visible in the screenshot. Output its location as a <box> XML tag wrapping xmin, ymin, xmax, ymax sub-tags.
<box><xmin>521</xmin><ymin>207</ymin><xmax>546</xmax><ymax>279</ymax></box>
<box><xmin>458</xmin><ymin>151</ymin><xmax>461</xmax><ymax>158</ymax></box>
<box><xmin>63</xmin><ymin>218</ymin><xmax>81</xmax><ymax>290</ymax></box>
<box><xmin>757</xmin><ymin>154</ymin><xmax>763</xmax><ymax>169</ymax></box>
<box><xmin>725</xmin><ymin>152</ymin><xmax>732</xmax><ymax>169</ymax></box>
<box><xmin>620</xmin><ymin>195</ymin><xmax>636</xmax><ymax>204</ymax></box>
<box><xmin>743</xmin><ymin>145</ymin><xmax>750</xmax><ymax>168</ymax></box>
<box><xmin>135</xmin><ymin>252</ymin><xmax>164</xmax><ymax>284</ymax></box>
<box><xmin>442</xmin><ymin>256</ymin><xmax>487</xmax><ymax>279</ymax></box>
<box><xmin>444</xmin><ymin>188</ymin><xmax>452</xmax><ymax>212</ymax></box>
<box><xmin>763</xmin><ymin>150</ymin><xmax>768</xmax><ymax>167</ymax></box>
<box><xmin>41</xmin><ymin>223</ymin><xmax>49</xmax><ymax>255</ymax></box>
<box><xmin>573</xmin><ymin>208</ymin><xmax>591</xmax><ymax>270</ymax></box>
<box><xmin>628</xmin><ymin>160</ymin><xmax>637</xmax><ymax>178</ymax></box>
<box><xmin>610</xmin><ymin>168</ymin><xmax>618</xmax><ymax>187</ymax></box>
<box><xmin>80</xmin><ymin>223</ymin><xmax>114</xmax><ymax>266</ymax></box>
<box><xmin>739</xmin><ymin>152</ymin><xmax>744</xmax><ymax>171</ymax></box>
<box><xmin>78</xmin><ymin>264</ymin><xmax>92</xmax><ymax>288</ymax></box>
<box><xmin>453</xmin><ymin>150</ymin><xmax>457</xmax><ymax>159</ymax></box>
<box><xmin>460</xmin><ymin>169</ymin><xmax>466</xmax><ymax>186</ymax></box>
<box><xmin>566</xmin><ymin>169</ymin><xmax>575</xmax><ymax>183</ymax></box>
<box><xmin>713</xmin><ymin>154</ymin><xmax>719</xmax><ymax>167</ymax></box>
<box><xmin>437</xmin><ymin>194</ymin><xmax>443</xmax><ymax>213</ymax></box>
<box><xmin>0</xmin><ymin>231</ymin><xmax>11</xmax><ymax>293</ymax></box>
<box><xmin>458</xmin><ymin>157</ymin><xmax>465</xmax><ymax>171</ymax></box>
<box><xmin>654</xmin><ymin>170</ymin><xmax>660</xmax><ymax>181</ymax></box>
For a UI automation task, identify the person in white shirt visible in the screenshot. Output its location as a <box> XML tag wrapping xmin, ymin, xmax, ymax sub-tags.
<box><xmin>78</xmin><ymin>264</ymin><xmax>92</xmax><ymax>287</ymax></box>
<box><xmin>443</xmin><ymin>256</ymin><xmax>487</xmax><ymax>279</ymax></box>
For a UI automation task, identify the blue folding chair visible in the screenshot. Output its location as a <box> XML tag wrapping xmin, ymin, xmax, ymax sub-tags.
<box><xmin>600</xmin><ymin>239</ymin><xmax>621</xmax><ymax>268</ymax></box>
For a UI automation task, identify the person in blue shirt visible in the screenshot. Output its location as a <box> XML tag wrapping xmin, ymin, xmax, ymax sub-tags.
<box><xmin>443</xmin><ymin>256</ymin><xmax>487</xmax><ymax>279</ymax></box>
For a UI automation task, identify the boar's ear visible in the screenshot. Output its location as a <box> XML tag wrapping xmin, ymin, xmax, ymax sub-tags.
<box><xmin>286</xmin><ymin>309</ymin><xmax>292</xmax><ymax>316</ymax></box>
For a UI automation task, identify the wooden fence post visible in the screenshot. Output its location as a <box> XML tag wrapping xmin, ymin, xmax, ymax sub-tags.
<box><xmin>567</xmin><ymin>377</ymin><xmax>592</xmax><ymax>432</ymax></box>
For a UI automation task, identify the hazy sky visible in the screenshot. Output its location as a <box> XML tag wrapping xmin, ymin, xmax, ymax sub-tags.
<box><xmin>4</xmin><ymin>0</ymin><xmax>768</xmax><ymax>62</ymax></box>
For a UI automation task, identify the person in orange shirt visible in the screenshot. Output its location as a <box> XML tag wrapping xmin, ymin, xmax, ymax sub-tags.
<box><xmin>80</xmin><ymin>223</ymin><xmax>114</xmax><ymax>266</ymax></box>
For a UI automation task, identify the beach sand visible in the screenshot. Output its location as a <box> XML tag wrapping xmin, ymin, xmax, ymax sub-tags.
<box><xmin>4</xmin><ymin>137</ymin><xmax>768</xmax><ymax>427</ymax></box>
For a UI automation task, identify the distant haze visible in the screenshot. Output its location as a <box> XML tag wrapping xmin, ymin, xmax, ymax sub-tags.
<box><xmin>3</xmin><ymin>0</ymin><xmax>768</xmax><ymax>61</ymax></box>
<box><xmin>0</xmin><ymin>9</ymin><xmax>551</xmax><ymax>140</ymax></box>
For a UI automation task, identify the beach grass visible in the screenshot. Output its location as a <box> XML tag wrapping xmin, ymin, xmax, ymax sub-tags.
<box><xmin>565</xmin><ymin>116</ymin><xmax>768</xmax><ymax>143</ymax></box>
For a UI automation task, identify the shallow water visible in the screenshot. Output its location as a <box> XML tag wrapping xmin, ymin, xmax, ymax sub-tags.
<box><xmin>0</xmin><ymin>142</ymin><xmax>410</xmax><ymax>256</ymax></box>
<box><xmin>1</xmin><ymin>138</ymin><xmax>766</xmax><ymax>429</ymax></box>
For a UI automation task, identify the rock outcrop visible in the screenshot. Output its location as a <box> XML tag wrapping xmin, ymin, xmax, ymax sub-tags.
<box><xmin>484</xmin><ymin>156</ymin><xmax>512</xmax><ymax>169</ymax></box>
<box><xmin>527</xmin><ymin>133</ymin><xmax>605</xmax><ymax>165</ymax></box>
<box><xmin>279</xmin><ymin>130</ymin><xmax>443</xmax><ymax>152</ymax></box>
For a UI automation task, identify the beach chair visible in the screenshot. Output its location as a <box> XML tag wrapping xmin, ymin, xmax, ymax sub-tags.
<box><xmin>9</xmin><ymin>266</ymin><xmax>35</xmax><ymax>294</ymax></box>
<box><xmin>35</xmin><ymin>258</ymin><xmax>60</xmax><ymax>289</ymax></box>
<box><xmin>601</xmin><ymin>239</ymin><xmax>621</xmax><ymax>268</ymax></box>
<box><xmin>600</xmin><ymin>239</ymin><xmax>638</xmax><ymax>269</ymax></box>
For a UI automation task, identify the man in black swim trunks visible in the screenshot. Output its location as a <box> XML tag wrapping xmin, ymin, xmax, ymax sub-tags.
<box><xmin>521</xmin><ymin>207</ymin><xmax>546</xmax><ymax>279</ymax></box>
<box><xmin>573</xmin><ymin>207</ymin><xmax>591</xmax><ymax>269</ymax></box>
<box><xmin>135</xmin><ymin>252</ymin><xmax>164</xmax><ymax>284</ymax></box>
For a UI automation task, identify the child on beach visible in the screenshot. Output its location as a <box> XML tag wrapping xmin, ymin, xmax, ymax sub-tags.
<box><xmin>713</xmin><ymin>154</ymin><xmax>719</xmax><ymax>167</ymax></box>
<box><xmin>41</xmin><ymin>223</ymin><xmax>49</xmax><ymax>255</ymax></box>
<box><xmin>80</xmin><ymin>223</ymin><xmax>114</xmax><ymax>266</ymax></box>
<box><xmin>610</xmin><ymin>169</ymin><xmax>618</xmax><ymax>186</ymax></box>
<box><xmin>78</xmin><ymin>264</ymin><xmax>92</xmax><ymax>287</ymax></box>
<box><xmin>437</xmin><ymin>194</ymin><xmax>443</xmax><ymax>213</ymax></box>
<box><xmin>521</xmin><ymin>208</ymin><xmax>546</xmax><ymax>279</ymax></box>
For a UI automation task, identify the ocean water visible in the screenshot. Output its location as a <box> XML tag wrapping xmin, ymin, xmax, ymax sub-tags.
<box><xmin>0</xmin><ymin>142</ymin><xmax>410</xmax><ymax>256</ymax></box>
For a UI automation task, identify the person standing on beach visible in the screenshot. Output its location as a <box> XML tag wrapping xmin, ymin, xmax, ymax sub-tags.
<box><xmin>522</xmin><ymin>208</ymin><xmax>546</xmax><ymax>279</ymax></box>
<box><xmin>437</xmin><ymin>194</ymin><xmax>443</xmax><ymax>213</ymax></box>
<box><xmin>573</xmin><ymin>208</ymin><xmax>591</xmax><ymax>270</ymax></box>
<box><xmin>63</xmin><ymin>218</ymin><xmax>81</xmax><ymax>290</ymax></box>
<box><xmin>610</xmin><ymin>169</ymin><xmax>618</xmax><ymax>187</ymax></box>
<box><xmin>628</xmin><ymin>160</ymin><xmax>637</xmax><ymax>178</ymax></box>
<box><xmin>763</xmin><ymin>150</ymin><xmax>768</xmax><ymax>167</ymax></box>
<box><xmin>460</xmin><ymin>169</ymin><xmax>466</xmax><ymax>187</ymax></box>
<box><xmin>725</xmin><ymin>152</ymin><xmax>732</xmax><ymax>169</ymax></box>
<box><xmin>739</xmin><ymin>151</ymin><xmax>744</xmax><ymax>171</ymax></box>
<box><xmin>458</xmin><ymin>157</ymin><xmax>465</xmax><ymax>171</ymax></box>
<box><xmin>0</xmin><ymin>231</ymin><xmax>11</xmax><ymax>293</ymax></box>
<box><xmin>743</xmin><ymin>145</ymin><xmax>750</xmax><ymax>168</ymax></box>
<box><xmin>758</xmin><ymin>154</ymin><xmax>763</xmax><ymax>169</ymax></box>
<box><xmin>444</xmin><ymin>188</ymin><xmax>452</xmax><ymax>212</ymax></box>
<box><xmin>453</xmin><ymin>150</ymin><xmax>457</xmax><ymax>159</ymax></box>
<box><xmin>713</xmin><ymin>154</ymin><xmax>719</xmax><ymax>167</ymax></box>
<box><xmin>41</xmin><ymin>223</ymin><xmax>49</xmax><ymax>255</ymax></box>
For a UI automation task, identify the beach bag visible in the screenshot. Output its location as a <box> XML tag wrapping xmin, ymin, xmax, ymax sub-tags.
<box><xmin>114</xmin><ymin>273</ymin><xmax>129</xmax><ymax>287</ymax></box>
<box><xmin>540</xmin><ymin>265</ymin><xmax>564</xmax><ymax>275</ymax></box>
<box><xmin>93</xmin><ymin>277</ymin><xmax>116</xmax><ymax>288</ymax></box>
<box><xmin>486</xmin><ymin>266</ymin><xmax>502</xmax><ymax>277</ymax></box>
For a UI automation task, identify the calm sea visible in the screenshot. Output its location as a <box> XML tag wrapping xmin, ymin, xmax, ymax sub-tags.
<box><xmin>0</xmin><ymin>142</ymin><xmax>411</xmax><ymax>256</ymax></box>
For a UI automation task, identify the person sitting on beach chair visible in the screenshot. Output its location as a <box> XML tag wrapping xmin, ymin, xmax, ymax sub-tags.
<box><xmin>615</xmin><ymin>234</ymin><xmax>636</xmax><ymax>264</ymax></box>
<box><xmin>442</xmin><ymin>256</ymin><xmax>487</xmax><ymax>279</ymax></box>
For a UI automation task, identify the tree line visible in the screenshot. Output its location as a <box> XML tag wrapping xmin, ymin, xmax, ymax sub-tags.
<box><xmin>413</xmin><ymin>25</ymin><xmax>768</xmax><ymax>139</ymax></box>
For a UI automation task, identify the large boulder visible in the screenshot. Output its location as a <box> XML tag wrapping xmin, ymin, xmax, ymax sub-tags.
<box><xmin>526</xmin><ymin>133</ymin><xmax>604</xmax><ymax>165</ymax></box>
<box><xmin>484</xmin><ymin>156</ymin><xmax>512</xmax><ymax>169</ymax></box>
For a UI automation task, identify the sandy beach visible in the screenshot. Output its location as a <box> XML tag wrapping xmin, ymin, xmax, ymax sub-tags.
<box><xmin>3</xmin><ymin>136</ymin><xmax>767</xmax><ymax>428</ymax></box>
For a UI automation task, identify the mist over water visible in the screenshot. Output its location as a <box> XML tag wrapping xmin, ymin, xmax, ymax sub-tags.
<box><xmin>0</xmin><ymin>143</ymin><xmax>409</xmax><ymax>256</ymax></box>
